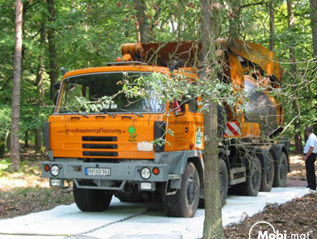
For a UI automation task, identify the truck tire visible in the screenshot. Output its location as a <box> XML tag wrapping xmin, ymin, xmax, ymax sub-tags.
<box><xmin>198</xmin><ymin>159</ymin><xmax>228</xmax><ymax>208</ymax></box>
<box><xmin>73</xmin><ymin>181</ymin><xmax>113</xmax><ymax>212</ymax></box>
<box><xmin>162</xmin><ymin>162</ymin><xmax>200</xmax><ymax>217</ymax></box>
<box><xmin>232</xmin><ymin>155</ymin><xmax>262</xmax><ymax>196</ymax></box>
<box><xmin>273</xmin><ymin>152</ymin><xmax>288</xmax><ymax>187</ymax></box>
<box><xmin>260</xmin><ymin>153</ymin><xmax>275</xmax><ymax>192</ymax></box>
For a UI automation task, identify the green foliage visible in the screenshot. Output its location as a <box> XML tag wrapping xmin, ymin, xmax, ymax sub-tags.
<box><xmin>0</xmin><ymin>106</ymin><xmax>11</xmax><ymax>138</ymax></box>
<box><xmin>0</xmin><ymin>0</ymin><xmax>316</xmax><ymax>148</ymax></box>
<box><xmin>0</xmin><ymin>158</ymin><xmax>11</xmax><ymax>172</ymax></box>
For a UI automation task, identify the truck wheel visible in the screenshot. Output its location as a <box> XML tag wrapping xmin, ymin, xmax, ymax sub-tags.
<box><xmin>198</xmin><ymin>159</ymin><xmax>228</xmax><ymax>208</ymax></box>
<box><xmin>73</xmin><ymin>181</ymin><xmax>113</xmax><ymax>212</ymax></box>
<box><xmin>162</xmin><ymin>162</ymin><xmax>200</xmax><ymax>217</ymax></box>
<box><xmin>233</xmin><ymin>155</ymin><xmax>262</xmax><ymax>196</ymax></box>
<box><xmin>260</xmin><ymin>153</ymin><xmax>275</xmax><ymax>192</ymax></box>
<box><xmin>273</xmin><ymin>152</ymin><xmax>288</xmax><ymax>187</ymax></box>
<box><xmin>244</xmin><ymin>155</ymin><xmax>262</xmax><ymax>196</ymax></box>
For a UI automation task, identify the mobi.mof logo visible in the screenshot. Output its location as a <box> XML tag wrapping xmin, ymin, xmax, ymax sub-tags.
<box><xmin>249</xmin><ymin>221</ymin><xmax>310</xmax><ymax>239</ymax></box>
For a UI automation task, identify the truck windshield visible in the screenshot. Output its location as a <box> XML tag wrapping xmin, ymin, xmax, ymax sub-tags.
<box><xmin>57</xmin><ymin>72</ymin><xmax>165</xmax><ymax>114</ymax></box>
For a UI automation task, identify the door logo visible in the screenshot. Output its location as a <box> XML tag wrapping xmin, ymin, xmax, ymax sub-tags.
<box><xmin>128</xmin><ymin>126</ymin><xmax>137</xmax><ymax>142</ymax></box>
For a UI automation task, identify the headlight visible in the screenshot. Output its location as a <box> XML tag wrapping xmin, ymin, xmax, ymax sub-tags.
<box><xmin>50</xmin><ymin>165</ymin><xmax>60</xmax><ymax>177</ymax></box>
<box><xmin>140</xmin><ymin>167</ymin><xmax>151</xmax><ymax>179</ymax></box>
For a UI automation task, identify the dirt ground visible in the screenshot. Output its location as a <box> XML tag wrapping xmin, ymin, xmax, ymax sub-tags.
<box><xmin>225</xmin><ymin>155</ymin><xmax>317</xmax><ymax>238</ymax></box>
<box><xmin>0</xmin><ymin>153</ymin><xmax>315</xmax><ymax>238</ymax></box>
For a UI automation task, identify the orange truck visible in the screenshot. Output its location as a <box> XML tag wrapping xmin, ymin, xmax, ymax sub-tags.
<box><xmin>42</xmin><ymin>39</ymin><xmax>289</xmax><ymax>217</ymax></box>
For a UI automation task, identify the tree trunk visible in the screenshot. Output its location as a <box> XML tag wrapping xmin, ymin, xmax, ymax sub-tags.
<box><xmin>269</xmin><ymin>0</ymin><xmax>275</xmax><ymax>51</ymax></box>
<box><xmin>35</xmin><ymin>21</ymin><xmax>46</xmax><ymax>152</ymax></box>
<box><xmin>35</xmin><ymin>129</ymin><xmax>42</xmax><ymax>152</ymax></box>
<box><xmin>24</xmin><ymin>131</ymin><xmax>29</xmax><ymax>148</ymax></box>
<box><xmin>200</xmin><ymin>0</ymin><xmax>224</xmax><ymax>238</ymax></box>
<box><xmin>309</xmin><ymin>0</ymin><xmax>317</xmax><ymax>142</ymax></box>
<box><xmin>228</xmin><ymin>0</ymin><xmax>240</xmax><ymax>39</ymax></box>
<box><xmin>10</xmin><ymin>0</ymin><xmax>23</xmax><ymax>171</ymax></box>
<box><xmin>37</xmin><ymin>22</ymin><xmax>45</xmax><ymax>104</ymax></box>
<box><xmin>133</xmin><ymin>0</ymin><xmax>149</xmax><ymax>43</ymax></box>
<box><xmin>287</xmin><ymin>0</ymin><xmax>303</xmax><ymax>154</ymax></box>
<box><xmin>47</xmin><ymin>0</ymin><xmax>59</xmax><ymax>101</ymax></box>
<box><xmin>310</xmin><ymin>0</ymin><xmax>317</xmax><ymax>58</ymax></box>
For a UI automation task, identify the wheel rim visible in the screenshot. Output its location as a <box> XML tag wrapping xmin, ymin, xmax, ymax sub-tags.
<box><xmin>187</xmin><ymin>178</ymin><xmax>197</xmax><ymax>205</ymax></box>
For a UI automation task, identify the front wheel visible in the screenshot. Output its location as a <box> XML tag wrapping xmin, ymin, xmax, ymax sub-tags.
<box><xmin>73</xmin><ymin>180</ymin><xmax>113</xmax><ymax>212</ymax></box>
<box><xmin>162</xmin><ymin>162</ymin><xmax>200</xmax><ymax>217</ymax></box>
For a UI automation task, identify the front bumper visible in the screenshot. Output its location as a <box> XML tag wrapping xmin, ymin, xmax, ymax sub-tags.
<box><xmin>42</xmin><ymin>160</ymin><xmax>170</xmax><ymax>190</ymax></box>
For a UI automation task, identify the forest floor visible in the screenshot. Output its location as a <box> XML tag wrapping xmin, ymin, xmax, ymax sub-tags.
<box><xmin>224</xmin><ymin>155</ymin><xmax>317</xmax><ymax>238</ymax></box>
<box><xmin>0</xmin><ymin>148</ymin><xmax>316</xmax><ymax>238</ymax></box>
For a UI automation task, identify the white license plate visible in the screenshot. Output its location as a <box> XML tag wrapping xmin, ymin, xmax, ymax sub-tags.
<box><xmin>85</xmin><ymin>168</ymin><xmax>111</xmax><ymax>176</ymax></box>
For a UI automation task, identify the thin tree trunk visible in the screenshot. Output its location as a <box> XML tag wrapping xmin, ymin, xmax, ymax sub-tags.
<box><xmin>35</xmin><ymin>129</ymin><xmax>42</xmax><ymax>152</ymax></box>
<box><xmin>24</xmin><ymin>131</ymin><xmax>29</xmax><ymax>148</ymax></box>
<box><xmin>310</xmin><ymin>0</ymin><xmax>317</xmax><ymax>58</ymax></box>
<box><xmin>310</xmin><ymin>0</ymin><xmax>317</xmax><ymax>133</ymax></box>
<box><xmin>309</xmin><ymin>0</ymin><xmax>317</xmax><ymax>137</ymax></box>
<box><xmin>47</xmin><ymin>0</ymin><xmax>58</xmax><ymax>101</ymax></box>
<box><xmin>287</xmin><ymin>0</ymin><xmax>303</xmax><ymax>154</ymax></box>
<box><xmin>134</xmin><ymin>0</ymin><xmax>148</xmax><ymax>43</ymax></box>
<box><xmin>269</xmin><ymin>0</ymin><xmax>275</xmax><ymax>51</ymax></box>
<box><xmin>229</xmin><ymin>0</ymin><xmax>240</xmax><ymax>39</ymax></box>
<box><xmin>35</xmin><ymin>22</ymin><xmax>46</xmax><ymax>152</ymax></box>
<box><xmin>10</xmin><ymin>0</ymin><xmax>23</xmax><ymax>171</ymax></box>
<box><xmin>200</xmin><ymin>0</ymin><xmax>224</xmax><ymax>238</ymax></box>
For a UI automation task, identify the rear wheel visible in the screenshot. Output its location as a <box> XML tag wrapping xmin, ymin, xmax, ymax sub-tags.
<box><xmin>162</xmin><ymin>162</ymin><xmax>200</xmax><ymax>217</ymax></box>
<box><xmin>232</xmin><ymin>155</ymin><xmax>262</xmax><ymax>196</ymax></box>
<box><xmin>260</xmin><ymin>153</ymin><xmax>275</xmax><ymax>192</ymax></box>
<box><xmin>273</xmin><ymin>152</ymin><xmax>288</xmax><ymax>187</ymax></box>
<box><xmin>73</xmin><ymin>180</ymin><xmax>113</xmax><ymax>212</ymax></box>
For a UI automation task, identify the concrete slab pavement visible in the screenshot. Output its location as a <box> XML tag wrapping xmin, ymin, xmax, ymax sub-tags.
<box><xmin>0</xmin><ymin>182</ymin><xmax>310</xmax><ymax>239</ymax></box>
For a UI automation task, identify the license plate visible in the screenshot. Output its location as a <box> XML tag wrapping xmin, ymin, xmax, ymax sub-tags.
<box><xmin>85</xmin><ymin>167</ymin><xmax>111</xmax><ymax>176</ymax></box>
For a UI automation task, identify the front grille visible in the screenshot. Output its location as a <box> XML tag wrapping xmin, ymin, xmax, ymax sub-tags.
<box><xmin>82</xmin><ymin>136</ymin><xmax>117</xmax><ymax>141</ymax></box>
<box><xmin>83</xmin><ymin>144</ymin><xmax>118</xmax><ymax>149</ymax></box>
<box><xmin>82</xmin><ymin>136</ymin><xmax>118</xmax><ymax>157</ymax></box>
<box><xmin>83</xmin><ymin>151</ymin><xmax>118</xmax><ymax>157</ymax></box>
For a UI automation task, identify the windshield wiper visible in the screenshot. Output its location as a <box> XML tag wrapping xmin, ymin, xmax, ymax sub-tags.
<box><xmin>117</xmin><ymin>108</ymin><xmax>144</xmax><ymax>118</ymax></box>
<box><xmin>99</xmin><ymin>109</ymin><xmax>116</xmax><ymax>118</ymax></box>
<box><xmin>59</xmin><ymin>110</ymin><xmax>89</xmax><ymax>118</ymax></box>
<box><xmin>105</xmin><ymin>112</ymin><xmax>116</xmax><ymax>118</ymax></box>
